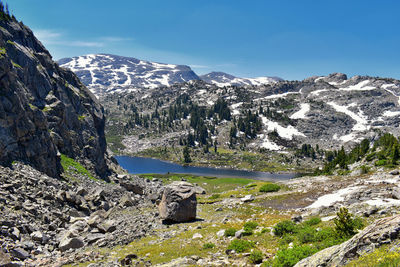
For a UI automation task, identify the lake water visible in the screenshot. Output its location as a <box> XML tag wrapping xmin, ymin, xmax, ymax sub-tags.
<box><xmin>115</xmin><ymin>156</ymin><xmax>297</xmax><ymax>181</ymax></box>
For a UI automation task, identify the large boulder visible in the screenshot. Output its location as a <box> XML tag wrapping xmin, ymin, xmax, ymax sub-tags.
<box><xmin>158</xmin><ymin>182</ymin><xmax>197</xmax><ymax>222</ymax></box>
<box><xmin>295</xmin><ymin>215</ymin><xmax>400</xmax><ymax>266</ymax></box>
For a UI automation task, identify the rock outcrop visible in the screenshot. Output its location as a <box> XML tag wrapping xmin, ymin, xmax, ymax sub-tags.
<box><xmin>158</xmin><ymin>181</ymin><xmax>197</xmax><ymax>222</ymax></box>
<box><xmin>0</xmin><ymin>17</ymin><xmax>110</xmax><ymax>178</ymax></box>
<box><xmin>295</xmin><ymin>214</ymin><xmax>400</xmax><ymax>266</ymax></box>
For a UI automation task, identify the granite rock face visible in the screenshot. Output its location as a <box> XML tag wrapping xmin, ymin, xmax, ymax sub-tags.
<box><xmin>0</xmin><ymin>18</ymin><xmax>109</xmax><ymax>178</ymax></box>
<box><xmin>295</xmin><ymin>215</ymin><xmax>400</xmax><ymax>266</ymax></box>
<box><xmin>159</xmin><ymin>181</ymin><xmax>197</xmax><ymax>222</ymax></box>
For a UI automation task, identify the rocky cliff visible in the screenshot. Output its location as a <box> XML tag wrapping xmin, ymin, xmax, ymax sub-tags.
<box><xmin>0</xmin><ymin>17</ymin><xmax>110</xmax><ymax>178</ymax></box>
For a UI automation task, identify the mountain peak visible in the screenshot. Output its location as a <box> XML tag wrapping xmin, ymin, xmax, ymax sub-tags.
<box><xmin>58</xmin><ymin>54</ymin><xmax>200</xmax><ymax>95</ymax></box>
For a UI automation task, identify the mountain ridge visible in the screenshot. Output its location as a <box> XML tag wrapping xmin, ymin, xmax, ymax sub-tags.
<box><xmin>58</xmin><ymin>54</ymin><xmax>282</xmax><ymax>96</ymax></box>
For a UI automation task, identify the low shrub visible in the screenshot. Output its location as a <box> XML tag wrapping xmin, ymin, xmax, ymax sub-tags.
<box><xmin>227</xmin><ymin>239</ymin><xmax>254</xmax><ymax>253</ymax></box>
<box><xmin>249</xmin><ymin>250</ymin><xmax>263</xmax><ymax>264</ymax></box>
<box><xmin>224</xmin><ymin>228</ymin><xmax>237</xmax><ymax>237</ymax></box>
<box><xmin>243</xmin><ymin>221</ymin><xmax>258</xmax><ymax>235</ymax></box>
<box><xmin>260</xmin><ymin>183</ymin><xmax>281</xmax><ymax>193</ymax></box>
<box><xmin>261</xmin><ymin>228</ymin><xmax>270</xmax><ymax>234</ymax></box>
<box><xmin>297</xmin><ymin>226</ymin><xmax>317</xmax><ymax>244</ymax></box>
<box><xmin>273</xmin><ymin>220</ymin><xmax>297</xmax><ymax>237</ymax></box>
<box><xmin>209</xmin><ymin>193</ymin><xmax>221</xmax><ymax>200</ymax></box>
<box><xmin>365</xmin><ymin>152</ymin><xmax>376</xmax><ymax>161</ymax></box>
<box><xmin>202</xmin><ymin>242</ymin><xmax>215</xmax><ymax>249</ymax></box>
<box><xmin>279</xmin><ymin>234</ymin><xmax>295</xmax><ymax>246</ymax></box>
<box><xmin>246</xmin><ymin>183</ymin><xmax>257</xmax><ymax>188</ymax></box>
<box><xmin>304</xmin><ymin>217</ymin><xmax>321</xmax><ymax>226</ymax></box>
<box><xmin>360</xmin><ymin>165</ymin><xmax>370</xmax><ymax>174</ymax></box>
<box><xmin>273</xmin><ymin>245</ymin><xmax>318</xmax><ymax>267</ymax></box>
<box><xmin>375</xmin><ymin>159</ymin><xmax>387</xmax><ymax>166</ymax></box>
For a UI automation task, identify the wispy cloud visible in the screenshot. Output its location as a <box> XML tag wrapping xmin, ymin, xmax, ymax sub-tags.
<box><xmin>189</xmin><ymin>64</ymin><xmax>209</xmax><ymax>69</ymax></box>
<box><xmin>100</xmin><ymin>36</ymin><xmax>133</xmax><ymax>42</ymax></box>
<box><xmin>68</xmin><ymin>41</ymin><xmax>104</xmax><ymax>47</ymax></box>
<box><xmin>216</xmin><ymin>63</ymin><xmax>237</xmax><ymax>68</ymax></box>
<box><xmin>34</xmin><ymin>29</ymin><xmax>62</xmax><ymax>42</ymax></box>
<box><xmin>32</xmin><ymin>29</ymin><xmax>130</xmax><ymax>48</ymax></box>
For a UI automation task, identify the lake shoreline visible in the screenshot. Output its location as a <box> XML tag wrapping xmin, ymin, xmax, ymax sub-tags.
<box><xmin>115</xmin><ymin>155</ymin><xmax>298</xmax><ymax>181</ymax></box>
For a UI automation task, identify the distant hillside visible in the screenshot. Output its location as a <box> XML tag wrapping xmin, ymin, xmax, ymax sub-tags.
<box><xmin>200</xmin><ymin>71</ymin><xmax>282</xmax><ymax>87</ymax></box>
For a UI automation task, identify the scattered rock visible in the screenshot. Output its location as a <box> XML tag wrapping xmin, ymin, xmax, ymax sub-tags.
<box><xmin>240</xmin><ymin>195</ymin><xmax>255</xmax><ymax>202</ymax></box>
<box><xmin>216</xmin><ymin>229</ymin><xmax>225</xmax><ymax>237</ymax></box>
<box><xmin>192</xmin><ymin>233</ymin><xmax>203</xmax><ymax>239</ymax></box>
<box><xmin>120</xmin><ymin>253</ymin><xmax>137</xmax><ymax>266</ymax></box>
<box><xmin>10</xmin><ymin>248</ymin><xmax>30</xmax><ymax>260</ymax></box>
<box><xmin>59</xmin><ymin>237</ymin><xmax>84</xmax><ymax>252</ymax></box>
<box><xmin>235</xmin><ymin>229</ymin><xmax>244</xmax><ymax>239</ymax></box>
<box><xmin>390</xmin><ymin>170</ymin><xmax>399</xmax><ymax>175</ymax></box>
<box><xmin>158</xmin><ymin>182</ymin><xmax>197</xmax><ymax>223</ymax></box>
<box><xmin>194</xmin><ymin>186</ymin><xmax>206</xmax><ymax>195</ymax></box>
<box><xmin>291</xmin><ymin>215</ymin><xmax>303</xmax><ymax>223</ymax></box>
<box><xmin>0</xmin><ymin>251</ymin><xmax>11</xmax><ymax>266</ymax></box>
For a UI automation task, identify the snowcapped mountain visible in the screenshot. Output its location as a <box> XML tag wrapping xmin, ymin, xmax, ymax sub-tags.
<box><xmin>58</xmin><ymin>54</ymin><xmax>200</xmax><ymax>95</ymax></box>
<box><xmin>200</xmin><ymin>71</ymin><xmax>283</xmax><ymax>87</ymax></box>
<box><xmin>58</xmin><ymin>54</ymin><xmax>283</xmax><ymax>96</ymax></box>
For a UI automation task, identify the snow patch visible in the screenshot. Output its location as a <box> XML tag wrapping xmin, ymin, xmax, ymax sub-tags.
<box><xmin>290</xmin><ymin>103</ymin><xmax>310</xmax><ymax>119</ymax></box>
<box><xmin>230</xmin><ymin>102</ymin><xmax>243</xmax><ymax>116</ymax></box>
<box><xmin>383</xmin><ymin>110</ymin><xmax>400</xmax><ymax>117</ymax></box>
<box><xmin>328</xmin><ymin>102</ymin><xmax>370</xmax><ymax>132</ymax></box>
<box><xmin>261</xmin><ymin>116</ymin><xmax>306</xmax><ymax>140</ymax></box>
<box><xmin>339</xmin><ymin>80</ymin><xmax>375</xmax><ymax>91</ymax></box>
<box><xmin>308</xmin><ymin>186</ymin><xmax>363</xmax><ymax>209</ymax></box>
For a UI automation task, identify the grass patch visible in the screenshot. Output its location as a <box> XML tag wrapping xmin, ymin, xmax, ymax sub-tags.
<box><xmin>249</xmin><ymin>250</ymin><xmax>263</xmax><ymax>264</ymax></box>
<box><xmin>106</xmin><ymin>135</ymin><xmax>126</xmax><ymax>153</ymax></box>
<box><xmin>139</xmin><ymin>173</ymin><xmax>254</xmax><ymax>195</ymax></box>
<box><xmin>346</xmin><ymin>244</ymin><xmax>400</xmax><ymax>267</ymax></box>
<box><xmin>11</xmin><ymin>60</ymin><xmax>22</xmax><ymax>69</ymax></box>
<box><xmin>260</xmin><ymin>183</ymin><xmax>281</xmax><ymax>193</ymax></box>
<box><xmin>0</xmin><ymin>47</ymin><xmax>6</xmax><ymax>58</ymax></box>
<box><xmin>243</xmin><ymin>221</ymin><xmax>258</xmax><ymax>236</ymax></box>
<box><xmin>272</xmin><ymin>245</ymin><xmax>318</xmax><ymax>267</ymax></box>
<box><xmin>227</xmin><ymin>239</ymin><xmax>254</xmax><ymax>253</ymax></box>
<box><xmin>202</xmin><ymin>242</ymin><xmax>215</xmax><ymax>249</ymax></box>
<box><xmin>42</xmin><ymin>105</ymin><xmax>52</xmax><ymax>112</ymax></box>
<box><xmin>60</xmin><ymin>154</ymin><xmax>97</xmax><ymax>181</ymax></box>
<box><xmin>225</xmin><ymin>228</ymin><xmax>236</xmax><ymax>237</ymax></box>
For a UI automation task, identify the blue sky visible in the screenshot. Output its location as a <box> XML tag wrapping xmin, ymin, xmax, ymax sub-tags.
<box><xmin>10</xmin><ymin>0</ymin><xmax>400</xmax><ymax>80</ymax></box>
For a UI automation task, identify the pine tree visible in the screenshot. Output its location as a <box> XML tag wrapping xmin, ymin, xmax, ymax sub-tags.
<box><xmin>391</xmin><ymin>143</ymin><xmax>399</xmax><ymax>164</ymax></box>
<box><xmin>183</xmin><ymin>146</ymin><xmax>191</xmax><ymax>163</ymax></box>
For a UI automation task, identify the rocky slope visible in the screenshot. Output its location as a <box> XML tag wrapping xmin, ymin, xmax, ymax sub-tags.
<box><xmin>0</xmin><ymin>17</ymin><xmax>111</xmax><ymax>178</ymax></box>
<box><xmin>0</xmin><ymin>12</ymin><xmax>167</xmax><ymax>266</ymax></box>
<box><xmin>103</xmin><ymin>72</ymin><xmax>400</xmax><ymax>162</ymax></box>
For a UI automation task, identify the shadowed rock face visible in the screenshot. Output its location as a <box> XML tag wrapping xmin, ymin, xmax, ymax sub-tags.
<box><xmin>0</xmin><ymin>18</ymin><xmax>109</xmax><ymax>178</ymax></box>
<box><xmin>159</xmin><ymin>181</ymin><xmax>197</xmax><ymax>222</ymax></box>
